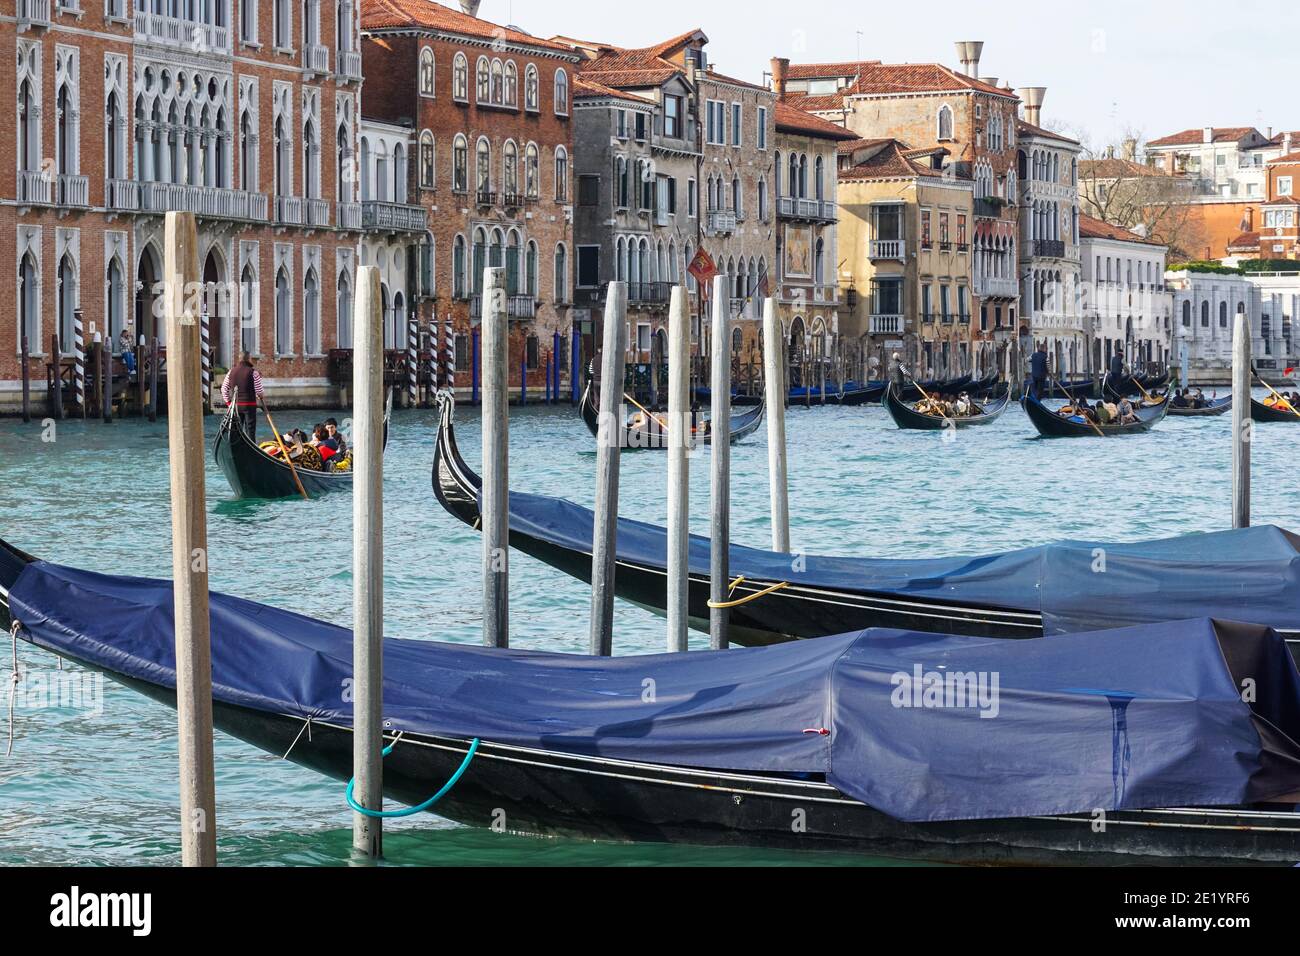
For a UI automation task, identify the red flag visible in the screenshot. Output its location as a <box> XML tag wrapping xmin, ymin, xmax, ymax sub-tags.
<box><xmin>687</xmin><ymin>247</ymin><xmax>718</xmax><ymax>286</ymax></box>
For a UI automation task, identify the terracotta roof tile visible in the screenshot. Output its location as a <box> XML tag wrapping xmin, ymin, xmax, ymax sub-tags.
<box><xmin>1267</xmin><ymin>151</ymin><xmax>1300</xmax><ymax>165</ymax></box>
<box><xmin>785</xmin><ymin>60</ymin><xmax>880</xmax><ymax>80</ymax></box>
<box><xmin>1078</xmin><ymin>213</ymin><xmax>1162</xmax><ymax>245</ymax></box>
<box><xmin>361</xmin><ymin>0</ymin><xmax>576</xmax><ymax>53</ymax></box>
<box><xmin>573</xmin><ymin>77</ymin><xmax>651</xmax><ymax>104</ymax></box>
<box><xmin>1227</xmin><ymin>231</ymin><xmax>1260</xmax><ymax>250</ymax></box>
<box><xmin>1147</xmin><ymin>126</ymin><xmax>1261</xmax><ymax>148</ymax></box>
<box><xmin>1016</xmin><ymin>119</ymin><xmax>1079</xmax><ymax>146</ymax></box>
<box><xmin>838</xmin><ymin>139</ymin><xmax>949</xmax><ymax>181</ymax></box>
<box><xmin>774</xmin><ymin>101</ymin><xmax>858</xmax><ymax>140</ymax></box>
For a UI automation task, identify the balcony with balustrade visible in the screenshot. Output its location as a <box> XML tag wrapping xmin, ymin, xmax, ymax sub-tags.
<box><xmin>17</xmin><ymin>171</ymin><xmax>51</xmax><ymax>205</ymax></box>
<box><xmin>972</xmin><ymin>275</ymin><xmax>1019</xmax><ymax>299</ymax></box>
<box><xmin>336</xmin><ymin>50</ymin><xmax>363</xmax><ymax>83</ymax></box>
<box><xmin>137</xmin><ymin>182</ymin><xmax>268</xmax><ymax>221</ymax></box>
<box><xmin>707</xmin><ymin>210</ymin><xmax>737</xmax><ymax>236</ymax></box>
<box><xmin>469</xmin><ymin>294</ymin><xmax>538</xmax><ymax>321</ymax></box>
<box><xmin>869</xmin><ymin>314</ymin><xmax>904</xmax><ymax>335</ymax></box>
<box><xmin>105</xmin><ymin>179</ymin><xmax>140</xmax><ymax>212</ymax></box>
<box><xmin>56</xmin><ymin>174</ymin><xmax>90</xmax><ymax>207</ymax></box>
<box><xmin>336</xmin><ymin>201</ymin><xmax>362</xmax><ymax>230</ymax></box>
<box><xmin>778</xmin><ymin>196</ymin><xmax>837</xmax><ymax>223</ymax></box>
<box><xmin>303</xmin><ymin>44</ymin><xmax>330</xmax><ymax>77</ymax></box>
<box><xmin>305</xmin><ymin>198</ymin><xmax>331</xmax><ymax>228</ymax></box>
<box><xmin>869</xmin><ymin>239</ymin><xmax>905</xmax><ymax>261</ymax></box>
<box><xmin>17</xmin><ymin>0</ymin><xmax>51</xmax><ymax>30</ymax></box>
<box><xmin>360</xmin><ymin>201</ymin><xmax>428</xmax><ymax>232</ymax></box>
<box><xmin>628</xmin><ymin>282</ymin><xmax>672</xmax><ymax>307</ymax></box>
<box><xmin>274</xmin><ymin>195</ymin><xmax>305</xmax><ymax>225</ymax></box>
<box><xmin>135</xmin><ymin>10</ymin><xmax>231</xmax><ymax>54</ymax></box>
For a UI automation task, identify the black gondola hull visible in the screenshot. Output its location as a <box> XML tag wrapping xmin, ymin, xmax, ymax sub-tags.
<box><xmin>582</xmin><ymin>384</ymin><xmax>764</xmax><ymax>449</ymax></box>
<box><xmin>1250</xmin><ymin>398</ymin><xmax>1300</xmax><ymax>423</ymax></box>
<box><xmin>1022</xmin><ymin>392</ymin><xmax>1169</xmax><ymax>437</ymax></box>
<box><xmin>882</xmin><ymin>384</ymin><xmax>1010</xmax><ymax>430</ymax></box>
<box><xmin>1168</xmin><ymin>397</ymin><xmax>1232</xmax><ymax>417</ymax></box>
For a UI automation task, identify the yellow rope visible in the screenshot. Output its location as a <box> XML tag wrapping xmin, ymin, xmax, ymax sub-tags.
<box><xmin>706</xmin><ymin>575</ymin><xmax>791</xmax><ymax>609</ymax></box>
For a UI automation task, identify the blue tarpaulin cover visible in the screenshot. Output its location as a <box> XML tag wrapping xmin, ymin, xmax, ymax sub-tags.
<box><xmin>501</xmin><ymin>490</ymin><xmax>1300</xmax><ymax>635</ymax></box>
<box><xmin>11</xmin><ymin>559</ymin><xmax>1300</xmax><ymax>822</ymax></box>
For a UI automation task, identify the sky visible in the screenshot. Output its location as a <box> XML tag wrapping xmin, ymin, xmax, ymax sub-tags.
<box><xmin>481</xmin><ymin>0</ymin><xmax>1296</xmax><ymax>151</ymax></box>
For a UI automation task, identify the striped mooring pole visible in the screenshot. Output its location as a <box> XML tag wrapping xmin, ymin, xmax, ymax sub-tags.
<box><xmin>73</xmin><ymin>308</ymin><xmax>86</xmax><ymax>416</ymax></box>
<box><xmin>200</xmin><ymin>309</ymin><xmax>211</xmax><ymax>412</ymax></box>
<box><xmin>407</xmin><ymin>311</ymin><xmax>418</xmax><ymax>407</ymax></box>
<box><xmin>444</xmin><ymin>312</ymin><xmax>455</xmax><ymax>393</ymax></box>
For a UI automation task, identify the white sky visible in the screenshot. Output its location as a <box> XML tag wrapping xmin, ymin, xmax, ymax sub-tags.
<box><xmin>487</xmin><ymin>0</ymin><xmax>1295</xmax><ymax>150</ymax></box>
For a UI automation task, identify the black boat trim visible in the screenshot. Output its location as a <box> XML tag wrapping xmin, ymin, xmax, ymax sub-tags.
<box><xmin>580</xmin><ymin>382</ymin><xmax>765</xmax><ymax>449</ymax></box>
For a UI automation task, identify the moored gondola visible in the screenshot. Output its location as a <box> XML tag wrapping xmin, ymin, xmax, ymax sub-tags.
<box><xmin>212</xmin><ymin>393</ymin><xmax>392</xmax><ymax>499</ymax></box>
<box><xmin>581</xmin><ymin>381</ymin><xmax>764</xmax><ymax>449</ymax></box>
<box><xmin>1022</xmin><ymin>390</ymin><xmax>1169</xmax><ymax>438</ymax></box>
<box><xmin>882</xmin><ymin>382</ymin><xmax>1010</xmax><ymax>430</ymax></box>
<box><xmin>432</xmin><ymin>393</ymin><xmax>1300</xmax><ymax>656</ymax></box>
<box><xmin>1168</xmin><ymin>395</ymin><xmax>1232</xmax><ymax>417</ymax></box>
<box><xmin>4</xmin><ymin>535</ymin><xmax>1299</xmax><ymax>866</ymax></box>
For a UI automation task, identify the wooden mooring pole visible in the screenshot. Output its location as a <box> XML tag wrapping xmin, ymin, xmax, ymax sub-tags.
<box><xmin>1232</xmin><ymin>312</ymin><xmax>1250</xmax><ymax>529</ymax></box>
<box><xmin>667</xmin><ymin>284</ymin><xmax>690</xmax><ymax>653</ymax></box>
<box><xmin>148</xmin><ymin>337</ymin><xmax>160</xmax><ymax>422</ymax></box>
<box><xmin>481</xmin><ymin>268</ymin><xmax>509</xmax><ymax>648</ymax></box>
<box><xmin>709</xmin><ymin>275</ymin><xmax>731</xmax><ymax>651</ymax></box>
<box><xmin>20</xmin><ymin>335</ymin><xmax>31</xmax><ymax>423</ymax></box>
<box><xmin>761</xmin><ymin>297</ymin><xmax>789</xmax><ymax>553</ymax></box>
<box><xmin>51</xmin><ymin>334</ymin><xmax>64</xmax><ymax>420</ymax></box>
<box><xmin>590</xmin><ymin>280</ymin><xmax>627</xmax><ymax>657</ymax></box>
<box><xmin>352</xmin><ymin>264</ymin><xmax>385</xmax><ymax>858</ymax></box>
<box><xmin>163</xmin><ymin>211</ymin><xmax>217</xmax><ymax>867</ymax></box>
<box><xmin>100</xmin><ymin>331</ymin><xmax>113</xmax><ymax>423</ymax></box>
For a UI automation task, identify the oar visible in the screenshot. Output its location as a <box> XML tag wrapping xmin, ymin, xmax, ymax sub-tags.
<box><xmin>261</xmin><ymin>398</ymin><xmax>310</xmax><ymax>500</ymax></box>
<box><xmin>1051</xmin><ymin>374</ymin><xmax>1105</xmax><ymax>437</ymax></box>
<box><xmin>1252</xmin><ymin>366</ymin><xmax>1300</xmax><ymax>420</ymax></box>
<box><xmin>622</xmin><ymin>391</ymin><xmax>671</xmax><ymax>434</ymax></box>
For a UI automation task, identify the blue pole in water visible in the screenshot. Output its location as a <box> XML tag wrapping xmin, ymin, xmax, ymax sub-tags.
<box><xmin>471</xmin><ymin>329</ymin><xmax>480</xmax><ymax>404</ymax></box>
<box><xmin>520</xmin><ymin>346</ymin><xmax>527</xmax><ymax>405</ymax></box>
<box><xmin>570</xmin><ymin>328</ymin><xmax>580</xmax><ymax>403</ymax></box>
<box><xmin>547</xmin><ymin>351</ymin><xmax>555</xmax><ymax>404</ymax></box>
<box><xmin>552</xmin><ymin>330</ymin><xmax>562</xmax><ymax>404</ymax></box>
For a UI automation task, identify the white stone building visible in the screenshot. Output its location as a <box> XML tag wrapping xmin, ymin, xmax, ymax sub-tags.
<box><xmin>1079</xmin><ymin>215</ymin><xmax>1171</xmax><ymax>373</ymax></box>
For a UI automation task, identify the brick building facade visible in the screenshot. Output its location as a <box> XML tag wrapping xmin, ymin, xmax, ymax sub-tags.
<box><xmin>360</xmin><ymin>0</ymin><xmax>580</xmax><ymax>396</ymax></box>
<box><xmin>3</xmin><ymin>0</ymin><xmax>366</xmax><ymax>412</ymax></box>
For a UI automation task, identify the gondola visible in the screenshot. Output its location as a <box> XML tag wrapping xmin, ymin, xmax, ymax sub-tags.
<box><xmin>212</xmin><ymin>393</ymin><xmax>392</xmax><ymax>499</ymax></box>
<box><xmin>433</xmin><ymin>393</ymin><xmax>1300</xmax><ymax>655</ymax></box>
<box><xmin>1168</xmin><ymin>396</ymin><xmax>1232</xmax><ymax>417</ymax></box>
<box><xmin>581</xmin><ymin>382</ymin><xmax>764</xmax><ymax>450</ymax></box>
<box><xmin>1251</xmin><ymin>397</ymin><xmax>1300</xmax><ymax>423</ymax></box>
<box><xmin>896</xmin><ymin>372</ymin><xmax>973</xmax><ymax>403</ymax></box>
<box><xmin>1040</xmin><ymin>378</ymin><xmax>1095</xmax><ymax>400</ymax></box>
<box><xmin>965</xmin><ymin>369</ymin><xmax>1001</xmax><ymax>397</ymax></box>
<box><xmin>882</xmin><ymin>382</ymin><xmax>1010</xmax><ymax>430</ymax></box>
<box><xmin>4</xmin><ymin>537</ymin><xmax>1299</xmax><ymax>865</ymax></box>
<box><xmin>1101</xmin><ymin>369</ymin><xmax>1170</xmax><ymax>400</ymax></box>
<box><xmin>1022</xmin><ymin>390</ymin><xmax>1169</xmax><ymax>438</ymax></box>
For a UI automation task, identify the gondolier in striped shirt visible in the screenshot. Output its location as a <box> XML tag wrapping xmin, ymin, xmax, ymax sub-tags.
<box><xmin>220</xmin><ymin>352</ymin><xmax>265</xmax><ymax>439</ymax></box>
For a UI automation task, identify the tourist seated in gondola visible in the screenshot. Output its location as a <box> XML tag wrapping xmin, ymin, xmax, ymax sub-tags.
<box><xmin>325</xmin><ymin>418</ymin><xmax>346</xmax><ymax>456</ymax></box>
<box><xmin>953</xmin><ymin>393</ymin><xmax>972</xmax><ymax>417</ymax></box>
<box><xmin>310</xmin><ymin>424</ymin><xmax>340</xmax><ymax>470</ymax></box>
<box><xmin>1095</xmin><ymin>400</ymin><xmax>1119</xmax><ymax>425</ymax></box>
<box><xmin>1263</xmin><ymin>391</ymin><xmax>1296</xmax><ymax>412</ymax></box>
<box><xmin>1171</xmin><ymin>389</ymin><xmax>1190</xmax><ymax>408</ymax></box>
<box><xmin>1117</xmin><ymin>397</ymin><xmax>1139</xmax><ymax>425</ymax></box>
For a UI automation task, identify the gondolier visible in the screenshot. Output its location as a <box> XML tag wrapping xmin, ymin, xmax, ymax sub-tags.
<box><xmin>1029</xmin><ymin>342</ymin><xmax>1048</xmax><ymax>398</ymax></box>
<box><xmin>220</xmin><ymin>351</ymin><xmax>265</xmax><ymax>438</ymax></box>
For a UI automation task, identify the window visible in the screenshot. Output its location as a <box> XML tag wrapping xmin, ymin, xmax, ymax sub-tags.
<box><xmin>274</xmin><ymin>267</ymin><xmax>291</xmax><ymax>354</ymax></box>
<box><xmin>921</xmin><ymin>209</ymin><xmax>932</xmax><ymax>247</ymax></box>
<box><xmin>757</xmin><ymin>178</ymin><xmax>767</xmax><ymax>222</ymax></box>
<box><xmin>731</xmin><ymin>102</ymin><xmax>742</xmax><ymax>146</ymax></box>
<box><xmin>939</xmin><ymin>213</ymin><xmax>950</xmax><ymax>246</ymax></box>
<box><xmin>687</xmin><ymin>178</ymin><xmax>697</xmax><ymax>217</ymax></box>
<box><xmin>505</xmin><ymin>61</ymin><xmax>518</xmax><ymax>107</ymax></box>
<box><xmin>664</xmin><ymin>95</ymin><xmax>683</xmax><ymax>138</ymax></box>
<box><xmin>554</xmin><ymin>69</ymin><xmax>569</xmax><ymax>116</ymax></box>
<box><xmin>274</xmin><ymin>0</ymin><xmax>290</xmax><ymax>48</ymax></box>
<box><xmin>475</xmin><ymin>137</ymin><xmax>491</xmax><ymax>194</ymax></box>
<box><xmin>419</xmin><ymin>48</ymin><xmax>435</xmax><ymax>96</ymax></box>
<box><xmin>705</xmin><ymin>100</ymin><xmax>725</xmax><ymax>145</ymax></box>
<box><xmin>577</xmin><ymin>245</ymin><xmax>600</xmax><ymax>288</ymax></box>
<box><xmin>1280</xmin><ymin>176</ymin><xmax>1294</xmax><ymax>197</ymax></box>
<box><xmin>503</xmin><ymin>140</ymin><xmax>518</xmax><ymax>196</ymax></box>
<box><xmin>476</xmin><ymin>57</ymin><xmax>490</xmax><ymax>103</ymax></box>
<box><xmin>615</xmin><ymin>110</ymin><xmax>627</xmax><ymax>139</ymax></box>
<box><xmin>452</xmin><ymin>234</ymin><xmax>467</xmax><ymax>298</ymax></box>
<box><xmin>937</xmin><ymin>104</ymin><xmax>953</xmax><ymax>140</ymax></box>
<box><xmin>419</xmin><ymin>131</ymin><xmax>434</xmax><ymax>189</ymax></box>
<box><xmin>757</xmin><ymin>106</ymin><xmax>767</xmax><ymax>150</ymax></box>
<box><xmin>577</xmin><ymin>173</ymin><xmax>599</xmax><ymax>206</ymax></box>
<box><xmin>453</xmin><ymin>53</ymin><xmax>469</xmax><ymax>101</ymax></box>
<box><xmin>336</xmin><ymin>271</ymin><xmax>352</xmax><ymax>348</ymax></box>
<box><xmin>554</xmin><ymin>146</ymin><xmax>568</xmax><ymax>201</ymax></box>
<box><xmin>525</xmin><ymin>64</ymin><xmax>539</xmax><ymax>112</ymax></box>
<box><xmin>524</xmin><ymin>142</ymin><xmax>539</xmax><ymax>198</ymax></box>
<box><xmin>614</xmin><ymin>156</ymin><xmax>628</xmax><ymax>208</ymax></box>
<box><xmin>303</xmin><ymin>269</ymin><xmax>321</xmax><ymax>356</ymax></box>
<box><xmin>634</xmin><ymin>111</ymin><xmax>647</xmax><ymax>142</ymax></box>
<box><xmin>554</xmin><ymin>243</ymin><xmax>568</xmax><ymax>303</ymax></box>
<box><xmin>956</xmin><ymin>214</ymin><xmax>967</xmax><ymax>249</ymax></box>
<box><xmin>452</xmin><ymin>134</ymin><xmax>468</xmax><ymax>192</ymax></box>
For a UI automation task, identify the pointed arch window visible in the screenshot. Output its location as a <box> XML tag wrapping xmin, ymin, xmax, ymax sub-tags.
<box><xmin>937</xmin><ymin>104</ymin><xmax>954</xmax><ymax>141</ymax></box>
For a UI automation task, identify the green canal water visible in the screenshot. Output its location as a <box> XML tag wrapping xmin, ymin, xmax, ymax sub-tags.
<box><xmin>1</xmin><ymin>393</ymin><xmax>1297</xmax><ymax>866</ymax></box>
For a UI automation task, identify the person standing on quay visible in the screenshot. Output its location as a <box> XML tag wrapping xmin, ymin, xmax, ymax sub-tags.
<box><xmin>1030</xmin><ymin>342</ymin><xmax>1049</xmax><ymax>398</ymax></box>
<box><xmin>221</xmin><ymin>351</ymin><xmax>265</xmax><ymax>439</ymax></box>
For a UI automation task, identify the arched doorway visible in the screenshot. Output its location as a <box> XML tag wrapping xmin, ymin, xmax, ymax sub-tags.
<box><xmin>203</xmin><ymin>250</ymin><xmax>230</xmax><ymax>368</ymax></box>
<box><xmin>19</xmin><ymin>252</ymin><xmax>39</xmax><ymax>350</ymax></box>
<box><xmin>106</xmin><ymin>257</ymin><xmax>126</xmax><ymax>352</ymax></box>
<box><xmin>135</xmin><ymin>246</ymin><xmax>160</xmax><ymax>345</ymax></box>
<box><xmin>57</xmin><ymin>253</ymin><xmax>77</xmax><ymax>352</ymax></box>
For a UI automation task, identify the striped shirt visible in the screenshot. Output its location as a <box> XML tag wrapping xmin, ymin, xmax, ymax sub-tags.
<box><xmin>221</xmin><ymin>366</ymin><xmax>265</xmax><ymax>405</ymax></box>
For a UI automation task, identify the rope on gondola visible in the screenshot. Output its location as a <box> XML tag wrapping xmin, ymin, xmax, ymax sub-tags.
<box><xmin>345</xmin><ymin>734</ymin><xmax>481</xmax><ymax>818</ymax></box>
<box><xmin>706</xmin><ymin>575</ymin><xmax>790</xmax><ymax>609</ymax></box>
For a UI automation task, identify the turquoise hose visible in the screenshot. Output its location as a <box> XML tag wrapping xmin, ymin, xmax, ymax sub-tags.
<box><xmin>345</xmin><ymin>737</ymin><xmax>481</xmax><ymax>818</ymax></box>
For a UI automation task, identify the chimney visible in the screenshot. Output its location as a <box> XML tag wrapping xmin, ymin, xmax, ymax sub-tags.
<box><xmin>771</xmin><ymin>57</ymin><xmax>790</xmax><ymax>100</ymax></box>
<box><xmin>1267</xmin><ymin>126</ymin><xmax>1273</xmax><ymax>139</ymax></box>
<box><xmin>979</xmin><ymin>76</ymin><xmax>999</xmax><ymax>88</ymax></box>
<box><xmin>1018</xmin><ymin>86</ymin><xmax>1045</xmax><ymax>127</ymax></box>
<box><xmin>1285</xmin><ymin>132</ymin><xmax>1294</xmax><ymax>155</ymax></box>
<box><xmin>1202</xmin><ymin>126</ymin><xmax>1213</xmax><ymax>143</ymax></box>
<box><xmin>1122</xmin><ymin>137</ymin><xmax>1137</xmax><ymax>162</ymax></box>
<box><xmin>955</xmin><ymin>41</ymin><xmax>983</xmax><ymax>77</ymax></box>
<box><xmin>459</xmin><ymin>0</ymin><xmax>482</xmax><ymax>16</ymax></box>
